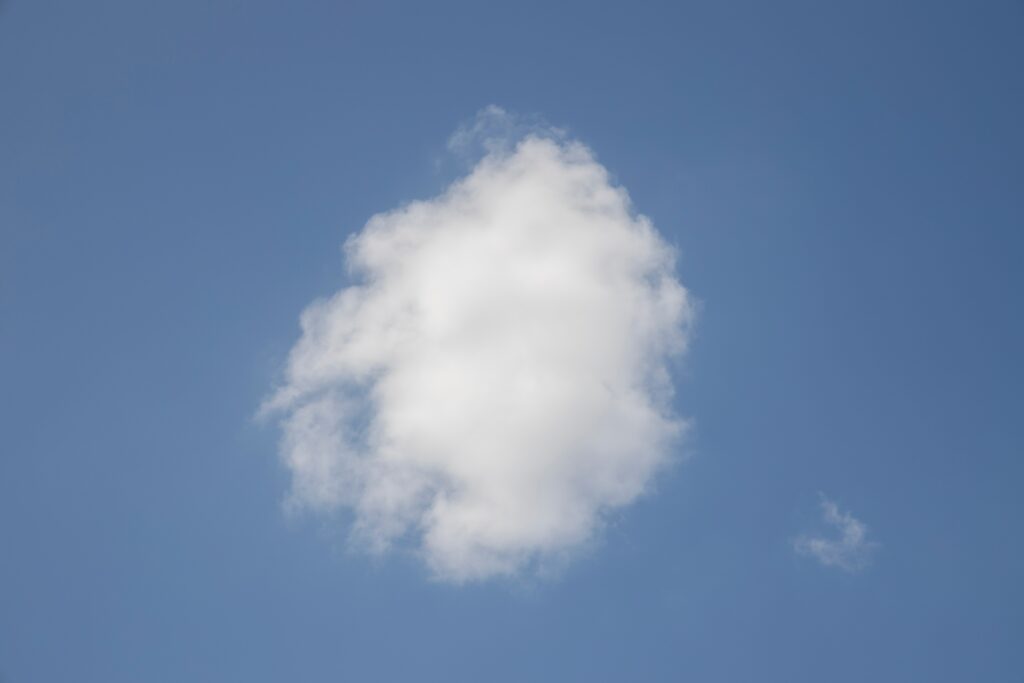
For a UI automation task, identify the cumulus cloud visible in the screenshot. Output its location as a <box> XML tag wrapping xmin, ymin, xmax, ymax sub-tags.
<box><xmin>263</xmin><ymin>108</ymin><xmax>693</xmax><ymax>582</ymax></box>
<box><xmin>794</xmin><ymin>496</ymin><xmax>878</xmax><ymax>572</ymax></box>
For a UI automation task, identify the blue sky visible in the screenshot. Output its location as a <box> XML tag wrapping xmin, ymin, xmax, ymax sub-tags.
<box><xmin>1</xmin><ymin>1</ymin><xmax>1022</xmax><ymax>680</ymax></box>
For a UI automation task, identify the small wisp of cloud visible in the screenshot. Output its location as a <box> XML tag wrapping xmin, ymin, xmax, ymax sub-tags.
<box><xmin>262</xmin><ymin>106</ymin><xmax>694</xmax><ymax>583</ymax></box>
<box><xmin>794</xmin><ymin>496</ymin><xmax>878</xmax><ymax>572</ymax></box>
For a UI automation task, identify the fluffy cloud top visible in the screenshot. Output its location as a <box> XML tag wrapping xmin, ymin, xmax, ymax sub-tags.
<box><xmin>264</xmin><ymin>111</ymin><xmax>693</xmax><ymax>581</ymax></box>
<box><xmin>794</xmin><ymin>497</ymin><xmax>878</xmax><ymax>572</ymax></box>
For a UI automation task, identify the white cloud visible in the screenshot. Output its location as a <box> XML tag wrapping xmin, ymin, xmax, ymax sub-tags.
<box><xmin>794</xmin><ymin>496</ymin><xmax>878</xmax><ymax>572</ymax></box>
<box><xmin>446</xmin><ymin>105</ymin><xmax>563</xmax><ymax>160</ymax></box>
<box><xmin>263</xmin><ymin>108</ymin><xmax>693</xmax><ymax>582</ymax></box>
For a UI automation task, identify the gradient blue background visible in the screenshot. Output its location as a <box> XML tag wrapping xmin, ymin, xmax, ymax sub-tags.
<box><xmin>1</xmin><ymin>1</ymin><xmax>1021</xmax><ymax>680</ymax></box>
